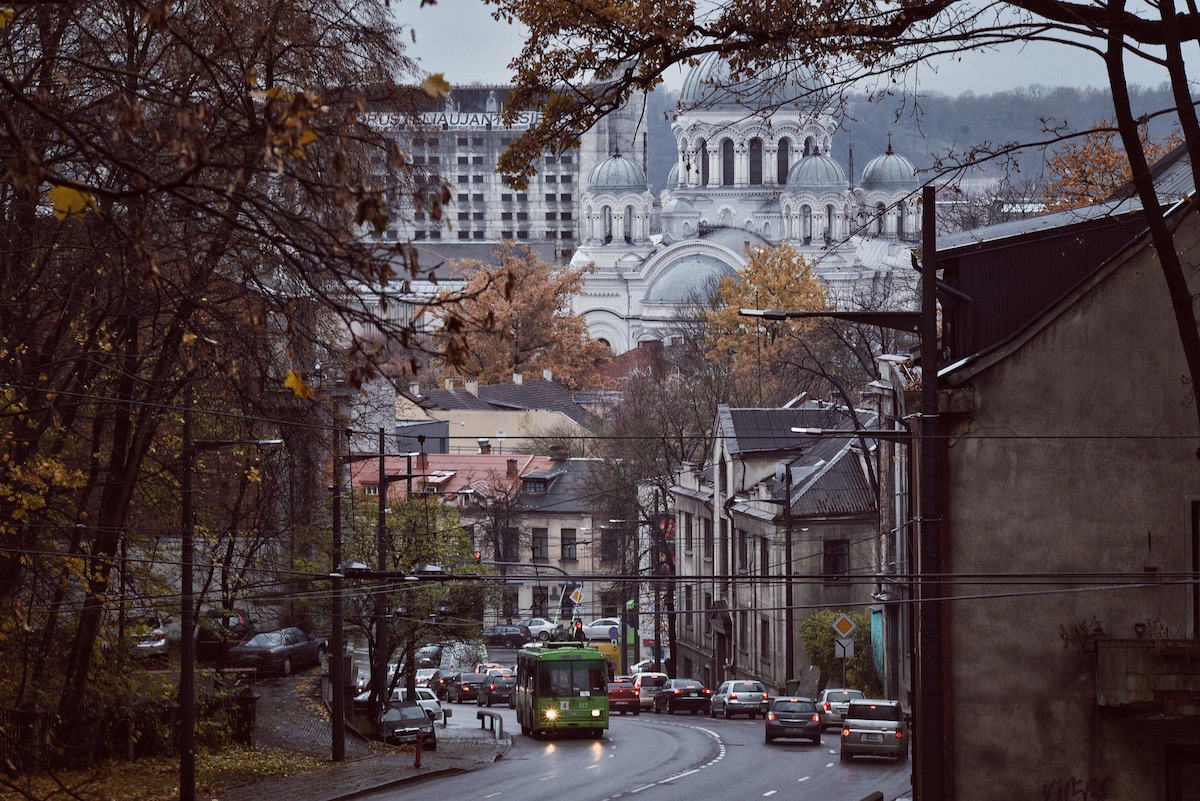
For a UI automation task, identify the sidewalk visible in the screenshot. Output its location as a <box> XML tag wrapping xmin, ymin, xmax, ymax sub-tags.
<box><xmin>213</xmin><ymin>674</ymin><xmax>511</xmax><ymax>801</ymax></box>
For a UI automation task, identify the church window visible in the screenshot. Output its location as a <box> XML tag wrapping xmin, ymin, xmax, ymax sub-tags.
<box><xmin>721</xmin><ymin>139</ymin><xmax>735</xmax><ymax>186</ymax></box>
<box><xmin>802</xmin><ymin>206</ymin><xmax>812</xmax><ymax>244</ymax></box>
<box><xmin>825</xmin><ymin>204</ymin><xmax>836</xmax><ymax>243</ymax></box>
<box><xmin>777</xmin><ymin>138</ymin><xmax>792</xmax><ymax>184</ymax></box>
<box><xmin>749</xmin><ymin>138</ymin><xmax>763</xmax><ymax>185</ymax></box>
<box><xmin>623</xmin><ymin>206</ymin><xmax>634</xmax><ymax>243</ymax></box>
<box><xmin>603</xmin><ymin>206</ymin><xmax>613</xmax><ymax>244</ymax></box>
<box><xmin>699</xmin><ymin>140</ymin><xmax>709</xmax><ymax>185</ymax></box>
<box><xmin>875</xmin><ymin>202</ymin><xmax>886</xmax><ymax>236</ymax></box>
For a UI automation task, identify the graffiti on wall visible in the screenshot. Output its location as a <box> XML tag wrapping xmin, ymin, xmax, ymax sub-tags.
<box><xmin>1042</xmin><ymin>775</ymin><xmax>1114</xmax><ymax>801</ymax></box>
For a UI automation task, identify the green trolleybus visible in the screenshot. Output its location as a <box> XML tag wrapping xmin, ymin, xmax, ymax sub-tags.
<box><xmin>515</xmin><ymin>642</ymin><xmax>609</xmax><ymax>738</ymax></box>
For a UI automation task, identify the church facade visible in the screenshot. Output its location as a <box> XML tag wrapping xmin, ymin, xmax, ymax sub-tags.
<box><xmin>570</xmin><ymin>53</ymin><xmax>922</xmax><ymax>353</ymax></box>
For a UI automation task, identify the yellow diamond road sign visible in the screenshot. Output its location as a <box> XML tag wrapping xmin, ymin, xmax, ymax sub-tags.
<box><xmin>832</xmin><ymin>614</ymin><xmax>856</xmax><ymax>637</ymax></box>
<box><xmin>570</xmin><ymin>587</ymin><xmax>586</xmax><ymax>605</ymax></box>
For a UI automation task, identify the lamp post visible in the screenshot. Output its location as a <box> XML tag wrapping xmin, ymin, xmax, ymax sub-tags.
<box><xmin>180</xmin><ymin>390</ymin><xmax>282</xmax><ymax>801</ymax></box>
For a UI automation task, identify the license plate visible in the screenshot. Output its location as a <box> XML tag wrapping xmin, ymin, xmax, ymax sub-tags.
<box><xmin>685</xmin><ymin>691</ymin><xmax>696</xmax><ymax>696</ymax></box>
<box><xmin>862</xmin><ymin>733</ymin><xmax>883</xmax><ymax>743</ymax></box>
<box><xmin>785</xmin><ymin>728</ymin><xmax>799</xmax><ymax>734</ymax></box>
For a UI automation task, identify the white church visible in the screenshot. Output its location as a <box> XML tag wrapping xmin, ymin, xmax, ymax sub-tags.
<box><xmin>570</xmin><ymin>53</ymin><xmax>922</xmax><ymax>353</ymax></box>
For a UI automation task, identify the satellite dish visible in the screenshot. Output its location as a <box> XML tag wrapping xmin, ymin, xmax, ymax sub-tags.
<box><xmin>496</xmin><ymin>429</ymin><xmax>506</xmax><ymax>440</ymax></box>
<box><xmin>776</xmin><ymin>463</ymin><xmax>787</xmax><ymax>483</ymax></box>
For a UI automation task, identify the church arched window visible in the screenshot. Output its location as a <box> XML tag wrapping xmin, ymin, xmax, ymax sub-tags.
<box><xmin>777</xmin><ymin>138</ymin><xmax>792</xmax><ymax>184</ymax></box>
<box><xmin>801</xmin><ymin>205</ymin><xmax>812</xmax><ymax>243</ymax></box>
<box><xmin>897</xmin><ymin>200</ymin><xmax>907</xmax><ymax>239</ymax></box>
<box><xmin>825</xmin><ymin>204</ymin><xmax>836</xmax><ymax>244</ymax></box>
<box><xmin>603</xmin><ymin>206</ymin><xmax>613</xmax><ymax>244</ymax></box>
<box><xmin>721</xmin><ymin>139</ymin><xmax>735</xmax><ymax>186</ymax></box>
<box><xmin>624</xmin><ymin>205</ymin><xmax>634</xmax><ymax>243</ymax></box>
<box><xmin>749</xmin><ymin>138</ymin><xmax>763</xmax><ymax>185</ymax></box>
<box><xmin>699</xmin><ymin>140</ymin><xmax>709</xmax><ymax>186</ymax></box>
<box><xmin>874</xmin><ymin>202</ymin><xmax>886</xmax><ymax>236</ymax></box>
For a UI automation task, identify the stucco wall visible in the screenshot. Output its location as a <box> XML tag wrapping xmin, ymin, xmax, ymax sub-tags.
<box><xmin>943</xmin><ymin>213</ymin><xmax>1200</xmax><ymax>799</ymax></box>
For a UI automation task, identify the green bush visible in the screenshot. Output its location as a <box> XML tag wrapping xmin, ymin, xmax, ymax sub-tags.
<box><xmin>798</xmin><ymin>609</ymin><xmax>881</xmax><ymax>695</ymax></box>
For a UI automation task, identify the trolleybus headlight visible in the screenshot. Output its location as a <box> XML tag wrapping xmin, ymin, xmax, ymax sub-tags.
<box><xmin>545</xmin><ymin>709</ymin><xmax>558</xmax><ymax>720</ymax></box>
<box><xmin>591</xmin><ymin>709</ymin><xmax>601</xmax><ymax>717</ymax></box>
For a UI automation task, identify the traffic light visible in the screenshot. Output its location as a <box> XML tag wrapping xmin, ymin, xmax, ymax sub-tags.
<box><xmin>473</xmin><ymin>550</ymin><xmax>482</xmax><ymax>563</ymax></box>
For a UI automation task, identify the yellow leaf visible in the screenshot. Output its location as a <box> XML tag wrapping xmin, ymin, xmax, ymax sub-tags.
<box><xmin>48</xmin><ymin>184</ymin><xmax>99</xmax><ymax>220</ymax></box>
<box><xmin>246</xmin><ymin>66</ymin><xmax>258</xmax><ymax>86</ymax></box>
<box><xmin>182</xmin><ymin>332</ymin><xmax>197</xmax><ymax>346</ymax></box>
<box><xmin>0</xmin><ymin>7</ymin><xmax>13</xmax><ymax>28</ymax></box>
<box><xmin>299</xmin><ymin>129</ymin><xmax>320</xmax><ymax>145</ymax></box>
<box><xmin>421</xmin><ymin>73</ymin><xmax>452</xmax><ymax>99</ymax></box>
<box><xmin>284</xmin><ymin>369</ymin><xmax>316</xmax><ymax>399</ymax></box>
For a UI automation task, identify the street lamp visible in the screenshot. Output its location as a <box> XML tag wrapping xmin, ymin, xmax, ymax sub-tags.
<box><xmin>180</xmin><ymin>391</ymin><xmax>281</xmax><ymax>801</ymax></box>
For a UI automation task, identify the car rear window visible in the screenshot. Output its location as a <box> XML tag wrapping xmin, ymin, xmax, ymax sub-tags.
<box><xmin>772</xmin><ymin>700</ymin><xmax>817</xmax><ymax>713</ymax></box>
<box><xmin>847</xmin><ymin>702</ymin><xmax>902</xmax><ymax>721</ymax></box>
<box><xmin>828</xmin><ymin>690</ymin><xmax>864</xmax><ymax>702</ymax></box>
<box><xmin>736</xmin><ymin>681</ymin><xmax>765</xmax><ymax>692</ymax></box>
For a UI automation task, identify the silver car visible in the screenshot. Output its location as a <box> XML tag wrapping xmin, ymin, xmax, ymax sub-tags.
<box><xmin>817</xmin><ymin>687</ymin><xmax>865</xmax><ymax>730</ymax></box>
<box><xmin>839</xmin><ymin>699</ymin><xmax>908</xmax><ymax>762</ymax></box>
<box><xmin>709</xmin><ymin>679</ymin><xmax>770</xmax><ymax>719</ymax></box>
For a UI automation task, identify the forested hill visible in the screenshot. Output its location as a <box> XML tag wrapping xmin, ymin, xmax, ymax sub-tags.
<box><xmin>644</xmin><ymin>83</ymin><xmax>1180</xmax><ymax>192</ymax></box>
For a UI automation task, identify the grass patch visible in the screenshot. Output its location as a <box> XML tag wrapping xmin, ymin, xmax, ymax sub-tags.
<box><xmin>0</xmin><ymin>747</ymin><xmax>327</xmax><ymax>801</ymax></box>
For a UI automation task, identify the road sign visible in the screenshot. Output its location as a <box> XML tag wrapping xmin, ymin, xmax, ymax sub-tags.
<box><xmin>608</xmin><ymin>626</ymin><xmax>619</xmax><ymax>641</ymax></box>
<box><xmin>836</xmin><ymin>637</ymin><xmax>855</xmax><ymax>658</ymax></box>
<box><xmin>832</xmin><ymin>614</ymin><xmax>856</xmax><ymax>637</ymax></box>
<box><xmin>570</xmin><ymin>587</ymin><xmax>586</xmax><ymax>605</ymax></box>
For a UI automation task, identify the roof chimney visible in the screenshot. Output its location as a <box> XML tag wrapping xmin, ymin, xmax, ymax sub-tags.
<box><xmin>507</xmin><ymin>458</ymin><xmax>518</xmax><ymax>477</ymax></box>
<box><xmin>512</xmin><ymin>372</ymin><xmax>523</xmax><ymax>385</ymax></box>
<box><xmin>477</xmin><ymin>438</ymin><xmax>491</xmax><ymax>454</ymax></box>
<box><xmin>409</xmin><ymin>382</ymin><xmax>421</xmax><ymax>397</ymax></box>
<box><xmin>465</xmin><ymin>379</ymin><xmax>479</xmax><ymax>396</ymax></box>
<box><xmin>445</xmin><ymin>378</ymin><xmax>454</xmax><ymax>391</ymax></box>
<box><xmin>543</xmin><ymin>369</ymin><xmax>553</xmax><ymax>382</ymax></box>
<box><xmin>550</xmin><ymin>445</ymin><xmax>569</xmax><ymax>461</ymax></box>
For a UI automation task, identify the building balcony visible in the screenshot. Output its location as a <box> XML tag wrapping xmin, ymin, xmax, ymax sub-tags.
<box><xmin>1095</xmin><ymin>639</ymin><xmax>1200</xmax><ymax>718</ymax></box>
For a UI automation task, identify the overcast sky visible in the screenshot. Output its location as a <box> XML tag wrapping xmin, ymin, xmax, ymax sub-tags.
<box><xmin>398</xmin><ymin>3</ymin><xmax>1179</xmax><ymax>97</ymax></box>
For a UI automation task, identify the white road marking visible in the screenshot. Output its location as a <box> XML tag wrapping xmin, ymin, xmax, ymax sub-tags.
<box><xmin>799</xmin><ymin>776</ymin><xmax>811</xmax><ymax>782</ymax></box>
<box><xmin>764</xmin><ymin>791</ymin><xmax>778</xmax><ymax>797</ymax></box>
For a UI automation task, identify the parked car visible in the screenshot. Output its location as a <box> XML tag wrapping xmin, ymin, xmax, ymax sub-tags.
<box><xmin>607</xmin><ymin>678</ymin><xmax>640</xmax><ymax>715</ymax></box>
<box><xmin>131</xmin><ymin>614</ymin><xmax>178</xmax><ymax>660</ymax></box>
<box><xmin>581</xmin><ymin>617</ymin><xmax>621</xmax><ymax>641</ymax></box>
<box><xmin>380</xmin><ymin>701</ymin><xmax>437</xmax><ymax>750</ymax></box>
<box><xmin>195</xmin><ymin>610</ymin><xmax>255</xmax><ymax>662</ymax></box>
<box><xmin>653</xmin><ymin>678</ymin><xmax>711</xmax><ymax>715</ymax></box>
<box><xmin>480</xmin><ymin>625</ymin><xmax>529</xmax><ymax>648</ymax></box>
<box><xmin>817</xmin><ymin>687</ymin><xmax>866</xmax><ymax>731</ymax></box>
<box><xmin>355</xmin><ymin>686</ymin><xmax>443</xmax><ymax>719</ymax></box>
<box><xmin>764</xmin><ymin>696</ymin><xmax>822</xmax><ymax>745</ymax></box>
<box><xmin>416</xmin><ymin>668</ymin><xmax>447</xmax><ymax>699</ymax></box>
<box><xmin>839</xmin><ymin>699</ymin><xmax>908</xmax><ymax>762</ymax></box>
<box><xmin>227</xmin><ymin>626</ymin><xmax>325</xmax><ymax>675</ymax></box>
<box><xmin>515</xmin><ymin>617</ymin><xmax>559</xmax><ymax>641</ymax></box>
<box><xmin>632</xmin><ymin>672</ymin><xmax>669</xmax><ymax>710</ymax></box>
<box><xmin>447</xmin><ymin>672</ymin><xmax>487</xmax><ymax>704</ymax></box>
<box><xmin>709</xmin><ymin>679</ymin><xmax>770</xmax><ymax>719</ymax></box>
<box><xmin>477</xmin><ymin>673</ymin><xmax>517</xmax><ymax>707</ymax></box>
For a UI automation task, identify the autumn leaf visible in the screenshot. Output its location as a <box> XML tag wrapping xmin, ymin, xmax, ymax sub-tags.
<box><xmin>182</xmin><ymin>332</ymin><xmax>197</xmax><ymax>346</ymax></box>
<box><xmin>0</xmin><ymin>7</ymin><xmax>13</xmax><ymax>29</ymax></box>
<box><xmin>48</xmin><ymin>184</ymin><xmax>99</xmax><ymax>220</ymax></box>
<box><xmin>246</xmin><ymin>65</ymin><xmax>258</xmax><ymax>85</ymax></box>
<box><xmin>421</xmin><ymin>73</ymin><xmax>452</xmax><ymax>99</ymax></box>
<box><xmin>283</xmin><ymin>368</ymin><xmax>316</xmax><ymax>399</ymax></box>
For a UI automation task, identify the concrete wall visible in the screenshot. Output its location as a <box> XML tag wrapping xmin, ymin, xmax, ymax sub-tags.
<box><xmin>942</xmin><ymin>213</ymin><xmax>1200</xmax><ymax>798</ymax></box>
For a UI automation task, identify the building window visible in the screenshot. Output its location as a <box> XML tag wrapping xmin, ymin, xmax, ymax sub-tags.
<box><xmin>560</xmin><ymin>211</ymin><xmax>572</xmax><ymax>221</ymax></box>
<box><xmin>473</xmin><ymin>211</ymin><xmax>484</xmax><ymax>220</ymax></box>
<box><xmin>472</xmin><ymin>193</ymin><xmax>483</xmax><ymax>202</ymax></box>
<box><xmin>560</xmin><ymin>155</ymin><xmax>572</xmax><ymax>164</ymax></box>
<box><xmin>517</xmin><ymin>230</ymin><xmax>529</xmax><ymax>240</ymax></box>
<box><xmin>472</xmin><ymin>175</ymin><xmax>483</xmax><ymax>184</ymax></box>
<box><xmin>457</xmin><ymin>193</ymin><xmax>468</xmax><ymax>203</ymax></box>
<box><xmin>457</xmin><ymin>231</ymin><xmax>469</xmax><ymax>240</ymax></box>
<box><xmin>503</xmin><ymin>588</ymin><xmax>519</xmax><ymax>620</ymax></box>
<box><xmin>560</xmin><ymin>193</ymin><xmax>572</xmax><ymax>202</ymax></box>
<box><xmin>429</xmin><ymin>156</ymin><xmax>440</xmax><ymax>165</ymax></box>
<box><xmin>363</xmin><ymin>485</ymin><xmax>379</xmax><ymax>497</ymax></box>
<box><xmin>824</xmin><ymin>539</ymin><xmax>850</xmax><ymax>581</ymax></box>
<box><xmin>545</xmin><ymin>193</ymin><xmax>556</xmax><ymax>202</ymax></box>
<box><xmin>738</xmin><ymin>610</ymin><xmax>748</xmax><ymax>653</ymax></box>
<box><xmin>501</xmin><ymin>230</ymin><xmax>513</xmax><ymax>239</ymax></box>
<box><xmin>545</xmin><ymin>212</ymin><xmax>556</xmax><ymax>221</ymax></box>
<box><xmin>429</xmin><ymin>230</ymin><xmax>441</xmax><ymax>239</ymax></box>
<box><xmin>472</xmin><ymin>155</ymin><xmax>484</xmax><ymax>165</ymax></box>
<box><xmin>501</xmin><ymin>212</ymin><xmax>513</xmax><ymax>221</ymax></box>
<box><xmin>760</xmin><ymin>618</ymin><xmax>770</xmax><ymax>661</ymax></box>
<box><xmin>560</xmin><ymin>174</ymin><xmax>572</xmax><ymax>182</ymax></box>
<box><xmin>760</xmin><ymin>537</ymin><xmax>769</xmax><ymax>578</ymax></box>
<box><xmin>472</xmin><ymin>137</ymin><xmax>484</xmax><ymax>146</ymax></box>
<box><xmin>516</xmin><ymin>212</ymin><xmax>528</xmax><ymax>221</ymax></box>
<box><xmin>457</xmin><ymin>211</ymin><xmax>469</xmax><ymax>221</ymax></box>
<box><xmin>502</xmin><ymin>193</ymin><xmax>513</xmax><ymax>202</ymax></box>
<box><xmin>517</xmin><ymin>193</ymin><xmax>528</xmax><ymax>202</ymax></box>
<box><xmin>472</xmin><ymin>231</ymin><xmax>485</xmax><ymax>240</ymax></box>
<box><xmin>532</xmin><ymin>586</ymin><xmax>549</xmax><ymax>617</ymax></box>
<box><xmin>703</xmin><ymin>518</ymin><xmax>714</xmax><ymax>561</ymax></box>
<box><xmin>561</xmin><ymin>528</ymin><xmax>577</xmax><ymax>560</ymax></box>
<box><xmin>560</xmin><ymin>231</ymin><xmax>572</xmax><ymax>240</ymax></box>
<box><xmin>737</xmin><ymin>529</ymin><xmax>748</xmax><ymax>573</ymax></box>
<box><xmin>683</xmin><ymin>585</ymin><xmax>693</xmax><ymax>630</ymax></box>
<box><xmin>683</xmin><ymin>512</ymin><xmax>694</xmax><ymax>553</ymax></box>
<box><xmin>545</xmin><ymin>175</ymin><xmax>556</xmax><ymax>184</ymax></box>
<box><xmin>457</xmin><ymin>137</ymin><xmax>469</xmax><ymax>145</ymax></box>
<box><xmin>600</xmin><ymin>526</ymin><xmax>620</xmax><ymax>564</ymax></box>
<box><xmin>544</xmin><ymin>156</ymin><xmax>557</xmax><ymax>164</ymax></box>
<box><xmin>457</xmin><ymin>175</ymin><xmax>468</xmax><ymax>184</ymax></box>
<box><xmin>502</xmin><ymin>527</ymin><xmax>520</xmax><ymax>561</ymax></box>
<box><xmin>457</xmin><ymin>156</ymin><xmax>469</xmax><ymax>165</ymax></box>
<box><xmin>533</xmin><ymin>528</ymin><xmax>549</xmax><ymax>562</ymax></box>
<box><xmin>703</xmin><ymin>591</ymin><xmax>712</xmax><ymax>635</ymax></box>
<box><xmin>414</xmin><ymin>230</ymin><xmax>426</xmax><ymax>240</ymax></box>
<box><xmin>545</xmin><ymin>231</ymin><xmax>556</xmax><ymax>239</ymax></box>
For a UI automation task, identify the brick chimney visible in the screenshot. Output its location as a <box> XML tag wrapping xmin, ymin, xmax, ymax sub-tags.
<box><xmin>507</xmin><ymin>458</ymin><xmax>518</xmax><ymax>477</ymax></box>
<box><xmin>477</xmin><ymin>438</ymin><xmax>491</xmax><ymax>454</ymax></box>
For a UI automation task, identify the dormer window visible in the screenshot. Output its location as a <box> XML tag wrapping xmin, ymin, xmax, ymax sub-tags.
<box><xmin>524</xmin><ymin>478</ymin><xmax>547</xmax><ymax>495</ymax></box>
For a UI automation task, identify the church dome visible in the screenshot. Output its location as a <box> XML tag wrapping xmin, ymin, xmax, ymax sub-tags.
<box><xmin>861</xmin><ymin>143</ymin><xmax>918</xmax><ymax>191</ymax></box>
<box><xmin>666</xmin><ymin>163</ymin><xmax>679</xmax><ymax>188</ymax></box>
<box><xmin>679</xmin><ymin>52</ymin><xmax>821</xmax><ymax>112</ymax></box>
<box><xmin>787</xmin><ymin>150</ymin><xmax>848</xmax><ymax>191</ymax></box>
<box><xmin>645</xmin><ymin>253</ymin><xmax>738</xmax><ymax>303</ymax></box>
<box><xmin>661</xmin><ymin>195</ymin><xmax>697</xmax><ymax>215</ymax></box>
<box><xmin>587</xmin><ymin>153</ymin><xmax>647</xmax><ymax>193</ymax></box>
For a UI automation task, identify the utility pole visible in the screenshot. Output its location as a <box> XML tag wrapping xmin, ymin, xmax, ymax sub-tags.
<box><xmin>374</xmin><ymin>428</ymin><xmax>389</xmax><ymax>737</ymax></box>
<box><xmin>330</xmin><ymin>428</ymin><xmax>345</xmax><ymax>762</ymax></box>
<box><xmin>783</xmin><ymin>465</ymin><xmax>794</xmax><ymax>693</ymax></box>
<box><xmin>180</xmin><ymin>388</ymin><xmax>196</xmax><ymax>801</ymax></box>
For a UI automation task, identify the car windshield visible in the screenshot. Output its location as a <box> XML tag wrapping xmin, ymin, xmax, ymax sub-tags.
<box><xmin>416</xmin><ymin>669</ymin><xmax>437</xmax><ymax>679</ymax></box>
<box><xmin>773</xmin><ymin>700</ymin><xmax>817</xmax><ymax>713</ymax></box>
<box><xmin>385</xmin><ymin>705</ymin><xmax>427</xmax><ymax>722</ymax></box>
<box><xmin>848</xmin><ymin>703</ymin><xmax>902</xmax><ymax>721</ymax></box>
<box><xmin>244</xmin><ymin>631</ymin><xmax>282</xmax><ymax>647</ymax></box>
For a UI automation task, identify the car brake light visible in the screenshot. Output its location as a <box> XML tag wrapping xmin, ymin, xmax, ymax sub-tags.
<box><xmin>896</xmin><ymin>731</ymin><xmax>904</xmax><ymax>738</ymax></box>
<box><xmin>702</xmin><ymin>689</ymin><xmax>711</xmax><ymax>695</ymax></box>
<box><xmin>761</xmin><ymin>693</ymin><xmax>768</xmax><ymax>700</ymax></box>
<box><xmin>767</xmin><ymin>712</ymin><xmax>777</xmax><ymax>721</ymax></box>
<box><xmin>841</xmin><ymin>727</ymin><xmax>850</xmax><ymax>737</ymax></box>
<box><xmin>811</xmin><ymin>714</ymin><xmax>820</xmax><ymax>722</ymax></box>
<box><xmin>730</xmin><ymin>693</ymin><xmax>738</xmax><ymax>700</ymax></box>
<box><xmin>823</xmin><ymin>702</ymin><xmax>831</xmax><ymax>711</ymax></box>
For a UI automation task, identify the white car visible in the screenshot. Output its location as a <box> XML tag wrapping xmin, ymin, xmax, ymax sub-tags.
<box><xmin>515</xmin><ymin>617</ymin><xmax>560</xmax><ymax>641</ymax></box>
<box><xmin>581</xmin><ymin>618</ymin><xmax>621</xmax><ymax>641</ymax></box>
<box><xmin>356</xmin><ymin>686</ymin><xmax>443</xmax><ymax>719</ymax></box>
